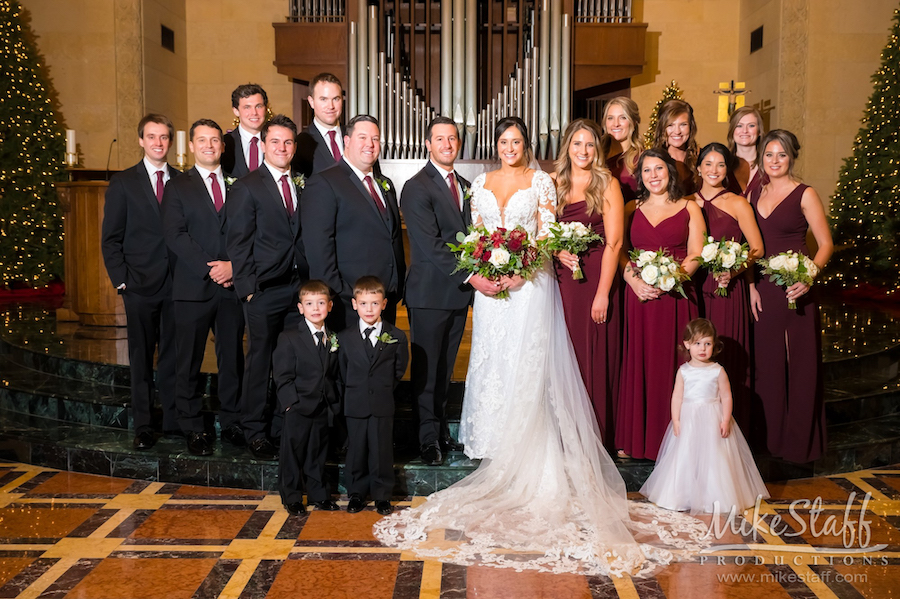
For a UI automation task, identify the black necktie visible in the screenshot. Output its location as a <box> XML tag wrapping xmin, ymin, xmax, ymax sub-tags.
<box><xmin>315</xmin><ymin>331</ymin><xmax>327</xmax><ymax>363</ymax></box>
<box><xmin>363</xmin><ymin>326</ymin><xmax>376</xmax><ymax>360</ymax></box>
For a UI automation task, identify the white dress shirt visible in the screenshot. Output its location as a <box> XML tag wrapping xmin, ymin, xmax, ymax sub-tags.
<box><xmin>237</xmin><ymin>125</ymin><xmax>263</xmax><ymax>171</ymax></box>
<box><xmin>193</xmin><ymin>164</ymin><xmax>226</xmax><ymax>206</ymax></box>
<box><xmin>313</xmin><ymin>119</ymin><xmax>343</xmax><ymax>157</ymax></box>
<box><xmin>263</xmin><ymin>161</ymin><xmax>297</xmax><ymax>213</ymax></box>
<box><xmin>344</xmin><ymin>159</ymin><xmax>386</xmax><ymax>209</ymax></box>
<box><xmin>358</xmin><ymin>319</ymin><xmax>383</xmax><ymax>346</ymax></box>
<box><xmin>304</xmin><ymin>318</ymin><xmax>327</xmax><ymax>345</ymax></box>
<box><xmin>143</xmin><ymin>157</ymin><xmax>171</xmax><ymax>191</ymax></box>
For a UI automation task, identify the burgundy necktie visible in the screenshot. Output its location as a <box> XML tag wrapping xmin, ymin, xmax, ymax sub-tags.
<box><xmin>249</xmin><ymin>137</ymin><xmax>259</xmax><ymax>172</ymax></box>
<box><xmin>280</xmin><ymin>174</ymin><xmax>294</xmax><ymax>218</ymax></box>
<box><xmin>364</xmin><ymin>175</ymin><xmax>386</xmax><ymax>215</ymax></box>
<box><xmin>209</xmin><ymin>173</ymin><xmax>224</xmax><ymax>213</ymax></box>
<box><xmin>155</xmin><ymin>170</ymin><xmax>164</xmax><ymax>204</ymax></box>
<box><xmin>327</xmin><ymin>130</ymin><xmax>341</xmax><ymax>162</ymax></box>
<box><xmin>447</xmin><ymin>172</ymin><xmax>460</xmax><ymax>210</ymax></box>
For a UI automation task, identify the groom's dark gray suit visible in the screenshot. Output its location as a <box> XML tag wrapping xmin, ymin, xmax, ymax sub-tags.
<box><xmin>401</xmin><ymin>161</ymin><xmax>472</xmax><ymax>449</ymax></box>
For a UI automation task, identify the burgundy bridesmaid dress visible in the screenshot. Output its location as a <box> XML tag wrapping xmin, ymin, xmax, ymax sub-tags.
<box><xmin>700</xmin><ymin>193</ymin><xmax>752</xmax><ymax>433</ymax></box>
<box><xmin>750</xmin><ymin>183</ymin><xmax>826</xmax><ymax>463</ymax></box>
<box><xmin>607</xmin><ymin>152</ymin><xmax>639</xmax><ymax>204</ymax></box>
<box><xmin>617</xmin><ymin>206</ymin><xmax>698</xmax><ymax>460</ymax></box>
<box><xmin>554</xmin><ymin>202</ymin><xmax>621</xmax><ymax>450</ymax></box>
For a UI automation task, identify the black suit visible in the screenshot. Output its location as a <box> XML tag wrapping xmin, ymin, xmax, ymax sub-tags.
<box><xmin>401</xmin><ymin>162</ymin><xmax>472</xmax><ymax>448</ymax></box>
<box><xmin>161</xmin><ymin>167</ymin><xmax>244</xmax><ymax>434</ymax></box>
<box><xmin>227</xmin><ymin>165</ymin><xmax>310</xmax><ymax>443</ymax></box>
<box><xmin>101</xmin><ymin>161</ymin><xmax>179</xmax><ymax>433</ymax></box>
<box><xmin>294</xmin><ymin>124</ymin><xmax>342</xmax><ymax>178</ymax></box>
<box><xmin>301</xmin><ymin>160</ymin><xmax>406</xmax><ymax>328</ymax></box>
<box><xmin>273</xmin><ymin>321</ymin><xmax>340</xmax><ymax>505</ymax></box>
<box><xmin>222</xmin><ymin>129</ymin><xmax>257</xmax><ymax>178</ymax></box>
<box><xmin>338</xmin><ymin>321</ymin><xmax>408</xmax><ymax>501</ymax></box>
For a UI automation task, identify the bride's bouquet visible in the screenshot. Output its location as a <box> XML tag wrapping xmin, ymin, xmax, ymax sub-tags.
<box><xmin>758</xmin><ymin>250</ymin><xmax>819</xmax><ymax>309</ymax></box>
<box><xmin>448</xmin><ymin>225</ymin><xmax>543</xmax><ymax>299</ymax></box>
<box><xmin>540</xmin><ymin>221</ymin><xmax>604</xmax><ymax>280</ymax></box>
<box><xmin>629</xmin><ymin>248</ymin><xmax>690</xmax><ymax>299</ymax></box>
<box><xmin>695</xmin><ymin>236</ymin><xmax>750</xmax><ymax>297</ymax></box>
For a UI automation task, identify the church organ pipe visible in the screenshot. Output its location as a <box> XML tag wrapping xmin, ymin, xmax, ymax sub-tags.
<box><xmin>464</xmin><ymin>0</ymin><xmax>478</xmax><ymax>159</ymax></box>
<box><xmin>348</xmin><ymin>21</ymin><xmax>358</xmax><ymax>118</ymax></box>
<box><xmin>560</xmin><ymin>13</ymin><xmax>571</xmax><ymax>138</ymax></box>
<box><xmin>441</xmin><ymin>1</ymin><xmax>452</xmax><ymax>117</ymax></box>
<box><xmin>378</xmin><ymin>51</ymin><xmax>386</xmax><ymax>144</ymax></box>
<box><xmin>356</xmin><ymin>0</ymin><xmax>367</xmax><ymax>114</ymax></box>
<box><xmin>538</xmin><ymin>0</ymin><xmax>550</xmax><ymax>160</ymax></box>
<box><xmin>368</xmin><ymin>5</ymin><xmax>379</xmax><ymax>117</ymax></box>
<box><xmin>452</xmin><ymin>0</ymin><xmax>466</xmax><ymax>129</ymax></box>
<box><xmin>549</xmin><ymin>0</ymin><xmax>562</xmax><ymax>160</ymax></box>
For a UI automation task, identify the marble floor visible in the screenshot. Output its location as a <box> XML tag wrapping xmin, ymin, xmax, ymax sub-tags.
<box><xmin>1</xmin><ymin>462</ymin><xmax>900</xmax><ymax>598</ymax></box>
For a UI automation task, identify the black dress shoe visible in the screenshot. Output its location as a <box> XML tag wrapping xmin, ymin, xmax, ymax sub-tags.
<box><xmin>310</xmin><ymin>499</ymin><xmax>340</xmax><ymax>511</ymax></box>
<box><xmin>440</xmin><ymin>436</ymin><xmax>465</xmax><ymax>452</ymax></box>
<box><xmin>221</xmin><ymin>424</ymin><xmax>246</xmax><ymax>447</ymax></box>
<box><xmin>421</xmin><ymin>443</ymin><xmax>443</xmax><ymax>466</ymax></box>
<box><xmin>284</xmin><ymin>501</ymin><xmax>306</xmax><ymax>516</ymax></box>
<box><xmin>346</xmin><ymin>494</ymin><xmax>366</xmax><ymax>513</ymax></box>
<box><xmin>133</xmin><ymin>431</ymin><xmax>155</xmax><ymax>451</ymax></box>
<box><xmin>186</xmin><ymin>431</ymin><xmax>213</xmax><ymax>456</ymax></box>
<box><xmin>375</xmin><ymin>500</ymin><xmax>393</xmax><ymax>516</ymax></box>
<box><xmin>248</xmin><ymin>438</ymin><xmax>278</xmax><ymax>460</ymax></box>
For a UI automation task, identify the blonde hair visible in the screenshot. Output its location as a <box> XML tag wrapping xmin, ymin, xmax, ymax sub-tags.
<box><xmin>600</xmin><ymin>97</ymin><xmax>643</xmax><ymax>174</ymax></box>
<box><xmin>652</xmin><ymin>99</ymin><xmax>699</xmax><ymax>174</ymax></box>
<box><xmin>554</xmin><ymin>119</ymin><xmax>612</xmax><ymax>217</ymax></box>
<box><xmin>726</xmin><ymin>106</ymin><xmax>764</xmax><ymax>157</ymax></box>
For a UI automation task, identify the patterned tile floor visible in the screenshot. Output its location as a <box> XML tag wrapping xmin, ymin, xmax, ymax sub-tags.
<box><xmin>1</xmin><ymin>462</ymin><xmax>900</xmax><ymax>598</ymax></box>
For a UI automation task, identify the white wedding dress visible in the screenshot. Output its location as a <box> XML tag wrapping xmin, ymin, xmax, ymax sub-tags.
<box><xmin>374</xmin><ymin>170</ymin><xmax>710</xmax><ymax>577</ymax></box>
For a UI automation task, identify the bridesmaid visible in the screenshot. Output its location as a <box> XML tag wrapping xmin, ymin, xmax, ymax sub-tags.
<box><xmin>749</xmin><ymin>130</ymin><xmax>833</xmax><ymax>463</ymax></box>
<box><xmin>600</xmin><ymin>97</ymin><xmax>643</xmax><ymax>203</ymax></box>
<box><xmin>552</xmin><ymin>119</ymin><xmax>625</xmax><ymax>450</ymax></box>
<box><xmin>726</xmin><ymin>106</ymin><xmax>765</xmax><ymax>197</ymax></box>
<box><xmin>617</xmin><ymin>149</ymin><xmax>705</xmax><ymax>460</ymax></box>
<box><xmin>652</xmin><ymin>99</ymin><xmax>699</xmax><ymax>195</ymax></box>
<box><xmin>695</xmin><ymin>143</ymin><xmax>764</xmax><ymax>432</ymax></box>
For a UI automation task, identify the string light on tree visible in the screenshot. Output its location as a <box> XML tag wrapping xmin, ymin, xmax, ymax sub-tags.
<box><xmin>826</xmin><ymin>8</ymin><xmax>900</xmax><ymax>295</ymax></box>
<box><xmin>643</xmin><ymin>80</ymin><xmax>684</xmax><ymax>147</ymax></box>
<box><xmin>0</xmin><ymin>0</ymin><xmax>66</xmax><ymax>289</ymax></box>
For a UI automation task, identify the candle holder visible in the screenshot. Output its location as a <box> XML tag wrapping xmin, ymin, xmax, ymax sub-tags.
<box><xmin>65</xmin><ymin>152</ymin><xmax>77</xmax><ymax>167</ymax></box>
<box><xmin>175</xmin><ymin>153</ymin><xmax>187</xmax><ymax>169</ymax></box>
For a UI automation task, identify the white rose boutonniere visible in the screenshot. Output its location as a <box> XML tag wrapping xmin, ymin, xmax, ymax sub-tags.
<box><xmin>376</xmin><ymin>332</ymin><xmax>399</xmax><ymax>345</ymax></box>
<box><xmin>377</xmin><ymin>178</ymin><xmax>391</xmax><ymax>193</ymax></box>
<box><xmin>292</xmin><ymin>174</ymin><xmax>306</xmax><ymax>189</ymax></box>
<box><xmin>461</xmin><ymin>184</ymin><xmax>472</xmax><ymax>202</ymax></box>
<box><xmin>328</xmin><ymin>332</ymin><xmax>339</xmax><ymax>352</ymax></box>
<box><xmin>224</xmin><ymin>176</ymin><xmax>237</xmax><ymax>187</ymax></box>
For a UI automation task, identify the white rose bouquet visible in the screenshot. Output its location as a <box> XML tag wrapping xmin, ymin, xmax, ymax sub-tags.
<box><xmin>694</xmin><ymin>236</ymin><xmax>751</xmax><ymax>297</ymax></box>
<box><xmin>448</xmin><ymin>225</ymin><xmax>543</xmax><ymax>299</ymax></box>
<box><xmin>758</xmin><ymin>250</ymin><xmax>819</xmax><ymax>309</ymax></box>
<box><xmin>541</xmin><ymin>221</ymin><xmax>604</xmax><ymax>280</ymax></box>
<box><xmin>628</xmin><ymin>247</ymin><xmax>690</xmax><ymax>299</ymax></box>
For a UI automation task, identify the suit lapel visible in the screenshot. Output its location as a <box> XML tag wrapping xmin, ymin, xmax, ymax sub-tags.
<box><xmin>340</xmin><ymin>160</ymin><xmax>389</xmax><ymax>226</ymax></box>
<box><xmin>231</xmin><ymin>130</ymin><xmax>249</xmax><ymax>173</ymax></box>
<box><xmin>136</xmin><ymin>161</ymin><xmax>161</xmax><ymax>214</ymax></box>
<box><xmin>259</xmin><ymin>169</ymin><xmax>293</xmax><ymax>232</ymax></box>
<box><xmin>310</xmin><ymin>125</ymin><xmax>338</xmax><ymax>166</ymax></box>
<box><xmin>291</xmin><ymin>326</ymin><xmax>322</xmax><ymax>373</ymax></box>
<box><xmin>425</xmin><ymin>162</ymin><xmax>465</xmax><ymax>228</ymax></box>
<box><xmin>188</xmin><ymin>167</ymin><xmax>219</xmax><ymax>220</ymax></box>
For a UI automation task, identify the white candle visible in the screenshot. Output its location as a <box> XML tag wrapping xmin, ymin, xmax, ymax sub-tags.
<box><xmin>176</xmin><ymin>130</ymin><xmax>186</xmax><ymax>156</ymax></box>
<box><xmin>66</xmin><ymin>129</ymin><xmax>76</xmax><ymax>154</ymax></box>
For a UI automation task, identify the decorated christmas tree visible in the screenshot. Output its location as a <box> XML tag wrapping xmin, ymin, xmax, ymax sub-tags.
<box><xmin>0</xmin><ymin>0</ymin><xmax>67</xmax><ymax>288</ymax></box>
<box><xmin>643</xmin><ymin>80</ymin><xmax>684</xmax><ymax>147</ymax></box>
<box><xmin>826</xmin><ymin>9</ymin><xmax>900</xmax><ymax>295</ymax></box>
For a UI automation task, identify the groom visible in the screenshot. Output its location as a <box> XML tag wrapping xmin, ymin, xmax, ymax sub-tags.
<box><xmin>401</xmin><ymin>116</ymin><xmax>498</xmax><ymax>466</ymax></box>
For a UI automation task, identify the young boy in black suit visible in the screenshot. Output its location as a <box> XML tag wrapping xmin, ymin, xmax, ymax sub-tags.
<box><xmin>273</xmin><ymin>280</ymin><xmax>342</xmax><ymax>516</ymax></box>
<box><xmin>338</xmin><ymin>276</ymin><xmax>409</xmax><ymax>515</ymax></box>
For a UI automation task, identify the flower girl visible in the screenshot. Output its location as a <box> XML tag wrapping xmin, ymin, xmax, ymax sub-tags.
<box><xmin>641</xmin><ymin>318</ymin><xmax>769</xmax><ymax>514</ymax></box>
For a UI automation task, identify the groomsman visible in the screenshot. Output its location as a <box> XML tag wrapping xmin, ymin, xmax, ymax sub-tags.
<box><xmin>295</xmin><ymin>73</ymin><xmax>344</xmax><ymax>177</ymax></box>
<box><xmin>161</xmin><ymin>119</ymin><xmax>245</xmax><ymax>456</ymax></box>
<box><xmin>101</xmin><ymin>113</ymin><xmax>179</xmax><ymax>450</ymax></box>
<box><xmin>227</xmin><ymin>114</ymin><xmax>310</xmax><ymax>459</ymax></box>
<box><xmin>301</xmin><ymin>115</ymin><xmax>405</xmax><ymax>329</ymax></box>
<box><xmin>222</xmin><ymin>84</ymin><xmax>268</xmax><ymax>177</ymax></box>
<box><xmin>401</xmin><ymin>117</ymin><xmax>498</xmax><ymax>465</ymax></box>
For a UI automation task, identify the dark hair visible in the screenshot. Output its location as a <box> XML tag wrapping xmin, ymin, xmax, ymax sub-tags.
<box><xmin>260</xmin><ymin>114</ymin><xmax>298</xmax><ymax>142</ymax></box>
<box><xmin>309</xmin><ymin>73</ymin><xmax>342</xmax><ymax>95</ymax></box>
<box><xmin>138</xmin><ymin>113</ymin><xmax>173</xmax><ymax>139</ymax></box>
<box><xmin>426</xmin><ymin>116</ymin><xmax>459</xmax><ymax>141</ymax></box>
<box><xmin>681</xmin><ymin>318</ymin><xmax>723</xmax><ymax>357</ymax></box>
<box><xmin>346</xmin><ymin>114</ymin><xmax>379</xmax><ymax>137</ymax></box>
<box><xmin>494</xmin><ymin>116</ymin><xmax>534</xmax><ymax>165</ymax></box>
<box><xmin>635</xmin><ymin>148</ymin><xmax>684</xmax><ymax>204</ymax></box>
<box><xmin>299</xmin><ymin>279</ymin><xmax>332</xmax><ymax>298</ymax></box>
<box><xmin>758</xmin><ymin>129</ymin><xmax>801</xmax><ymax>178</ymax></box>
<box><xmin>697</xmin><ymin>142</ymin><xmax>734</xmax><ymax>188</ymax></box>
<box><xmin>231</xmin><ymin>84</ymin><xmax>268</xmax><ymax>109</ymax></box>
<box><xmin>353</xmin><ymin>276</ymin><xmax>386</xmax><ymax>297</ymax></box>
<box><xmin>189</xmin><ymin>118</ymin><xmax>222</xmax><ymax>140</ymax></box>
<box><xmin>652</xmin><ymin>99</ymin><xmax>699</xmax><ymax>173</ymax></box>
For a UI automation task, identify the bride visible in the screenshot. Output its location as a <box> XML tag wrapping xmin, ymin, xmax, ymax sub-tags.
<box><xmin>374</xmin><ymin>117</ymin><xmax>709</xmax><ymax>577</ymax></box>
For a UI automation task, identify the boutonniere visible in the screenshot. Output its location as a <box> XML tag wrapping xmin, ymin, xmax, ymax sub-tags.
<box><xmin>224</xmin><ymin>176</ymin><xmax>237</xmax><ymax>187</ymax></box>
<box><xmin>328</xmin><ymin>332</ymin><xmax>339</xmax><ymax>352</ymax></box>
<box><xmin>292</xmin><ymin>174</ymin><xmax>306</xmax><ymax>189</ymax></box>
<box><xmin>461</xmin><ymin>184</ymin><xmax>472</xmax><ymax>202</ymax></box>
<box><xmin>376</xmin><ymin>332</ymin><xmax>398</xmax><ymax>345</ymax></box>
<box><xmin>376</xmin><ymin>178</ymin><xmax>391</xmax><ymax>193</ymax></box>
